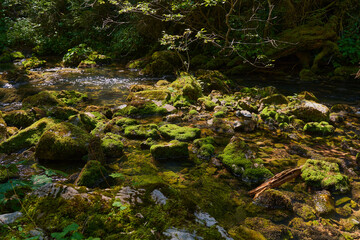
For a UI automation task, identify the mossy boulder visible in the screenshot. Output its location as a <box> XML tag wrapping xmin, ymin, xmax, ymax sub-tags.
<box><xmin>260</xmin><ymin>94</ymin><xmax>290</xmax><ymax>106</ymax></box>
<box><xmin>159</xmin><ymin>124</ymin><xmax>201</xmax><ymax>142</ymax></box>
<box><xmin>50</xmin><ymin>106</ymin><xmax>79</xmax><ymax>120</ymax></box>
<box><xmin>74</xmin><ymin>160</ymin><xmax>108</xmax><ymax>188</ymax></box>
<box><xmin>124</xmin><ymin>124</ymin><xmax>159</xmax><ymax>139</ymax></box>
<box><xmin>3</xmin><ymin>110</ymin><xmax>36</xmax><ymax>128</ymax></box>
<box><xmin>56</xmin><ymin>90</ymin><xmax>88</xmax><ymax>106</ymax></box>
<box><xmin>101</xmin><ymin>133</ymin><xmax>124</xmax><ymax>158</ymax></box>
<box><xmin>22</xmin><ymin>57</ymin><xmax>46</xmax><ymax>69</ymax></box>
<box><xmin>127</xmin><ymin>90</ymin><xmax>171</xmax><ymax>102</ymax></box>
<box><xmin>69</xmin><ymin>112</ymin><xmax>99</xmax><ymax>132</ymax></box>
<box><xmin>35</xmin><ymin>122</ymin><xmax>91</xmax><ymax>162</ymax></box>
<box><xmin>0</xmin><ymin>118</ymin><xmax>55</xmax><ymax>154</ymax></box>
<box><xmin>291</xmin><ymin>100</ymin><xmax>329</xmax><ymax>122</ymax></box>
<box><xmin>333</xmin><ymin>66</ymin><xmax>359</xmax><ymax>77</ymax></box>
<box><xmin>330</xmin><ymin>104</ymin><xmax>356</xmax><ymax>113</ymax></box>
<box><xmin>142</xmin><ymin>50</ymin><xmax>181</xmax><ymax>76</ymax></box>
<box><xmin>170</xmin><ymin>74</ymin><xmax>203</xmax><ymax>103</ymax></box>
<box><xmin>114</xmin><ymin>117</ymin><xmax>138</xmax><ymax>127</ymax></box>
<box><xmin>220</xmin><ymin>137</ymin><xmax>273</xmax><ymax>185</ymax></box>
<box><xmin>304</xmin><ymin>121</ymin><xmax>334</xmax><ymax>135</ymax></box>
<box><xmin>194</xmin><ymin>70</ymin><xmax>232</xmax><ymax>94</ymax></box>
<box><xmin>193</xmin><ymin>137</ymin><xmax>215</xmax><ymax>160</ymax></box>
<box><xmin>301</xmin><ymin>159</ymin><xmax>350</xmax><ymax>193</ymax></box>
<box><xmin>150</xmin><ymin>140</ymin><xmax>189</xmax><ymax>161</ymax></box>
<box><xmin>0</xmin><ymin>114</ymin><xmax>6</xmax><ymax>141</ymax></box>
<box><xmin>293</xmin><ymin>203</ymin><xmax>316</xmax><ymax>220</ymax></box>
<box><xmin>22</xmin><ymin>91</ymin><xmax>62</xmax><ymax>108</ymax></box>
<box><xmin>198</xmin><ymin>97</ymin><xmax>217</xmax><ymax>111</ymax></box>
<box><xmin>115</xmin><ymin>102</ymin><xmax>168</xmax><ymax>117</ymax></box>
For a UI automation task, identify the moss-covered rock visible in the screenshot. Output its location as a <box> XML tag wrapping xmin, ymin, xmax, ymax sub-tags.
<box><xmin>22</xmin><ymin>57</ymin><xmax>46</xmax><ymax>69</ymax></box>
<box><xmin>114</xmin><ymin>117</ymin><xmax>138</xmax><ymax>127</ymax></box>
<box><xmin>3</xmin><ymin>110</ymin><xmax>36</xmax><ymax>128</ymax></box>
<box><xmin>313</xmin><ymin>190</ymin><xmax>335</xmax><ymax>216</ymax></box>
<box><xmin>193</xmin><ymin>137</ymin><xmax>215</xmax><ymax>160</ymax></box>
<box><xmin>127</xmin><ymin>90</ymin><xmax>171</xmax><ymax>102</ymax></box>
<box><xmin>297</xmin><ymin>91</ymin><xmax>319</xmax><ymax>102</ymax></box>
<box><xmin>194</xmin><ymin>70</ymin><xmax>232</xmax><ymax>94</ymax></box>
<box><xmin>260</xmin><ymin>94</ymin><xmax>290</xmax><ymax>106</ymax></box>
<box><xmin>293</xmin><ymin>203</ymin><xmax>316</xmax><ymax>220</ymax></box>
<box><xmin>301</xmin><ymin>159</ymin><xmax>350</xmax><ymax>193</ymax></box>
<box><xmin>69</xmin><ymin>112</ymin><xmax>99</xmax><ymax>132</ymax></box>
<box><xmin>0</xmin><ymin>118</ymin><xmax>55</xmax><ymax>154</ymax></box>
<box><xmin>0</xmin><ymin>51</ymin><xmax>24</xmax><ymax>63</ymax></box>
<box><xmin>101</xmin><ymin>133</ymin><xmax>124</xmax><ymax>158</ymax></box>
<box><xmin>142</xmin><ymin>50</ymin><xmax>181</xmax><ymax>76</ymax></box>
<box><xmin>0</xmin><ymin>113</ymin><xmax>7</xmax><ymax>141</ymax></box>
<box><xmin>260</xmin><ymin>107</ymin><xmax>277</xmax><ymax>121</ymax></box>
<box><xmin>150</xmin><ymin>140</ymin><xmax>189</xmax><ymax>161</ymax></box>
<box><xmin>220</xmin><ymin>137</ymin><xmax>273</xmax><ymax>185</ymax></box>
<box><xmin>35</xmin><ymin>122</ymin><xmax>91</xmax><ymax>162</ymax></box>
<box><xmin>170</xmin><ymin>74</ymin><xmax>203</xmax><ymax>103</ymax></box>
<box><xmin>115</xmin><ymin>101</ymin><xmax>168</xmax><ymax>117</ymax></box>
<box><xmin>50</xmin><ymin>106</ymin><xmax>79</xmax><ymax>120</ymax></box>
<box><xmin>255</xmin><ymin>189</ymin><xmax>292</xmax><ymax>210</ymax></box>
<box><xmin>198</xmin><ymin>97</ymin><xmax>217</xmax><ymax>111</ymax></box>
<box><xmin>159</xmin><ymin>124</ymin><xmax>201</xmax><ymax>142</ymax></box>
<box><xmin>124</xmin><ymin>124</ymin><xmax>159</xmax><ymax>139</ymax></box>
<box><xmin>291</xmin><ymin>100</ymin><xmax>330</xmax><ymax>122</ymax></box>
<box><xmin>333</xmin><ymin>66</ymin><xmax>359</xmax><ymax>77</ymax></box>
<box><xmin>22</xmin><ymin>91</ymin><xmax>62</xmax><ymax>108</ymax></box>
<box><xmin>75</xmin><ymin>160</ymin><xmax>108</xmax><ymax>188</ymax></box>
<box><xmin>304</xmin><ymin>121</ymin><xmax>334</xmax><ymax>135</ymax></box>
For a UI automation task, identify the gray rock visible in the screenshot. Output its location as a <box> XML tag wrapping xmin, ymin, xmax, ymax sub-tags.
<box><xmin>116</xmin><ymin>186</ymin><xmax>145</xmax><ymax>205</ymax></box>
<box><xmin>233</xmin><ymin>119</ymin><xmax>256</xmax><ymax>132</ymax></box>
<box><xmin>195</xmin><ymin>211</ymin><xmax>217</xmax><ymax>227</ymax></box>
<box><xmin>163</xmin><ymin>227</ymin><xmax>203</xmax><ymax>240</ymax></box>
<box><xmin>0</xmin><ymin>211</ymin><xmax>23</xmax><ymax>225</ymax></box>
<box><xmin>163</xmin><ymin>104</ymin><xmax>177</xmax><ymax>113</ymax></box>
<box><xmin>313</xmin><ymin>190</ymin><xmax>335</xmax><ymax>216</ymax></box>
<box><xmin>151</xmin><ymin>189</ymin><xmax>168</xmax><ymax>205</ymax></box>
<box><xmin>292</xmin><ymin>100</ymin><xmax>329</xmax><ymax>122</ymax></box>
<box><xmin>32</xmin><ymin>183</ymin><xmax>88</xmax><ymax>200</ymax></box>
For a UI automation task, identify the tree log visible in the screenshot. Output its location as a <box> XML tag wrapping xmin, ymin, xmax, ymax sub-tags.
<box><xmin>249</xmin><ymin>166</ymin><xmax>303</xmax><ymax>199</ymax></box>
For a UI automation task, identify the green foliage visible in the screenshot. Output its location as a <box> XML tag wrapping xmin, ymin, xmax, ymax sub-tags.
<box><xmin>62</xmin><ymin>44</ymin><xmax>93</xmax><ymax>67</ymax></box>
<box><xmin>338</xmin><ymin>21</ymin><xmax>360</xmax><ymax>65</ymax></box>
<box><xmin>7</xmin><ymin>18</ymin><xmax>38</xmax><ymax>47</ymax></box>
<box><xmin>51</xmin><ymin>223</ymin><xmax>100</xmax><ymax>240</ymax></box>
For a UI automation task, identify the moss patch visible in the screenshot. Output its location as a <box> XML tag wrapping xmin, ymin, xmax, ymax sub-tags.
<box><xmin>159</xmin><ymin>124</ymin><xmax>201</xmax><ymax>142</ymax></box>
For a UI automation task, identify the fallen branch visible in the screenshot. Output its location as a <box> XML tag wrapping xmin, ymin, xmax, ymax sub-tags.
<box><xmin>249</xmin><ymin>166</ymin><xmax>303</xmax><ymax>199</ymax></box>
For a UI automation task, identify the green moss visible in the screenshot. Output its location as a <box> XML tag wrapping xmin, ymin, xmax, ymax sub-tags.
<box><xmin>198</xmin><ymin>97</ymin><xmax>217</xmax><ymax>110</ymax></box>
<box><xmin>159</xmin><ymin>124</ymin><xmax>201</xmax><ymax>142</ymax></box>
<box><xmin>260</xmin><ymin>107</ymin><xmax>277</xmax><ymax>121</ymax></box>
<box><xmin>214</xmin><ymin>111</ymin><xmax>225</xmax><ymax>118</ymax></box>
<box><xmin>229</xmin><ymin>225</ymin><xmax>266</xmax><ymax>240</ymax></box>
<box><xmin>115</xmin><ymin>102</ymin><xmax>167</xmax><ymax>117</ymax></box>
<box><xmin>56</xmin><ymin>90</ymin><xmax>88</xmax><ymax>106</ymax></box>
<box><xmin>220</xmin><ymin>138</ymin><xmax>273</xmax><ymax>185</ymax></box>
<box><xmin>75</xmin><ymin>160</ymin><xmax>108</xmax><ymax>188</ymax></box>
<box><xmin>22</xmin><ymin>57</ymin><xmax>46</xmax><ymax>69</ymax></box>
<box><xmin>22</xmin><ymin>91</ymin><xmax>62</xmax><ymax>108</ymax></box>
<box><xmin>50</xmin><ymin>106</ymin><xmax>79</xmax><ymax>120</ymax></box>
<box><xmin>170</xmin><ymin>74</ymin><xmax>203</xmax><ymax>103</ymax></box>
<box><xmin>150</xmin><ymin>140</ymin><xmax>189</xmax><ymax>161</ymax></box>
<box><xmin>35</xmin><ymin>122</ymin><xmax>91</xmax><ymax>162</ymax></box>
<box><xmin>193</xmin><ymin>137</ymin><xmax>215</xmax><ymax>160</ymax></box>
<box><xmin>0</xmin><ymin>118</ymin><xmax>56</xmax><ymax>154</ymax></box>
<box><xmin>304</xmin><ymin>121</ymin><xmax>334</xmax><ymax>135</ymax></box>
<box><xmin>3</xmin><ymin>110</ymin><xmax>35</xmax><ymax>128</ymax></box>
<box><xmin>194</xmin><ymin>69</ymin><xmax>232</xmax><ymax>94</ymax></box>
<box><xmin>301</xmin><ymin>159</ymin><xmax>350</xmax><ymax>193</ymax></box>
<box><xmin>124</xmin><ymin>124</ymin><xmax>159</xmax><ymax>139</ymax></box>
<box><xmin>189</xmin><ymin>109</ymin><xmax>199</xmax><ymax>115</ymax></box>
<box><xmin>101</xmin><ymin>133</ymin><xmax>124</xmax><ymax>158</ymax></box>
<box><xmin>114</xmin><ymin>117</ymin><xmax>138</xmax><ymax>127</ymax></box>
<box><xmin>260</xmin><ymin>94</ymin><xmax>289</xmax><ymax>105</ymax></box>
<box><xmin>294</xmin><ymin>203</ymin><xmax>316</xmax><ymax>220</ymax></box>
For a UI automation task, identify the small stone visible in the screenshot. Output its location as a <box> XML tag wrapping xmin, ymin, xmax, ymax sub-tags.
<box><xmin>116</xmin><ymin>186</ymin><xmax>145</xmax><ymax>205</ymax></box>
<box><xmin>163</xmin><ymin>227</ymin><xmax>203</xmax><ymax>240</ymax></box>
<box><xmin>313</xmin><ymin>190</ymin><xmax>335</xmax><ymax>216</ymax></box>
<box><xmin>0</xmin><ymin>211</ymin><xmax>23</xmax><ymax>225</ymax></box>
<box><xmin>151</xmin><ymin>189</ymin><xmax>168</xmax><ymax>205</ymax></box>
<box><xmin>163</xmin><ymin>104</ymin><xmax>177</xmax><ymax>113</ymax></box>
<box><xmin>195</xmin><ymin>211</ymin><xmax>217</xmax><ymax>227</ymax></box>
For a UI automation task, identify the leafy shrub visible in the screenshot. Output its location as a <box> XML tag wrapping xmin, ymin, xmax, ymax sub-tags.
<box><xmin>62</xmin><ymin>44</ymin><xmax>93</xmax><ymax>67</ymax></box>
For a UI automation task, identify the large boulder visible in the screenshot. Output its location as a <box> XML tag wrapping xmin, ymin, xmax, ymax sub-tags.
<box><xmin>141</xmin><ymin>50</ymin><xmax>182</xmax><ymax>76</ymax></box>
<box><xmin>35</xmin><ymin>122</ymin><xmax>91</xmax><ymax>162</ymax></box>
<box><xmin>101</xmin><ymin>133</ymin><xmax>124</xmax><ymax>158</ymax></box>
<box><xmin>124</xmin><ymin>124</ymin><xmax>159</xmax><ymax>139</ymax></box>
<box><xmin>150</xmin><ymin>140</ymin><xmax>189</xmax><ymax>161</ymax></box>
<box><xmin>291</xmin><ymin>100</ymin><xmax>329</xmax><ymax>122</ymax></box>
<box><xmin>194</xmin><ymin>70</ymin><xmax>232</xmax><ymax>94</ymax></box>
<box><xmin>3</xmin><ymin>110</ymin><xmax>36</xmax><ymax>128</ymax></box>
<box><xmin>170</xmin><ymin>74</ymin><xmax>203</xmax><ymax>104</ymax></box>
<box><xmin>303</xmin><ymin>121</ymin><xmax>334</xmax><ymax>135</ymax></box>
<box><xmin>0</xmin><ymin>118</ymin><xmax>55</xmax><ymax>154</ymax></box>
<box><xmin>0</xmin><ymin>112</ymin><xmax>7</xmax><ymax>142</ymax></box>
